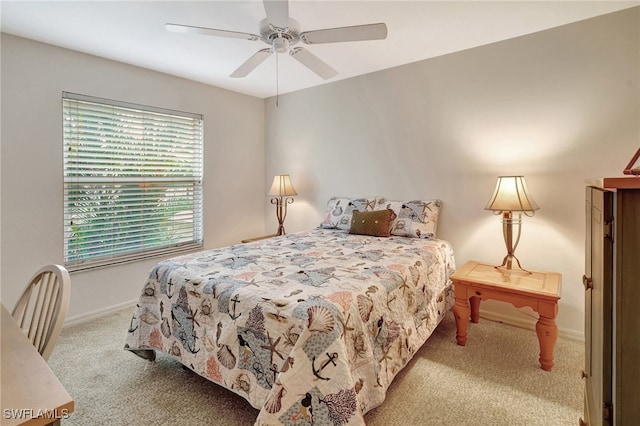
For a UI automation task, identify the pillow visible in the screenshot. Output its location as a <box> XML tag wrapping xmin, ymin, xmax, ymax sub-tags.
<box><xmin>375</xmin><ymin>198</ymin><xmax>442</xmax><ymax>239</ymax></box>
<box><xmin>319</xmin><ymin>197</ymin><xmax>378</xmax><ymax>230</ymax></box>
<box><xmin>348</xmin><ymin>209</ymin><xmax>395</xmax><ymax>237</ymax></box>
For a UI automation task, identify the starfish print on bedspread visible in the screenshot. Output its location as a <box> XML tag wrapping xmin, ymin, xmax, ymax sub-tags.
<box><xmin>261</xmin><ymin>331</ymin><xmax>284</xmax><ymax>364</ymax></box>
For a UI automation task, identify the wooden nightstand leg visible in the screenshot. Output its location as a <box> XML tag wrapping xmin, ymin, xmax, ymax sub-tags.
<box><xmin>452</xmin><ymin>297</ymin><xmax>470</xmax><ymax>346</ymax></box>
<box><xmin>536</xmin><ymin>315</ymin><xmax>558</xmax><ymax>371</ymax></box>
<box><xmin>469</xmin><ymin>296</ymin><xmax>481</xmax><ymax>323</ymax></box>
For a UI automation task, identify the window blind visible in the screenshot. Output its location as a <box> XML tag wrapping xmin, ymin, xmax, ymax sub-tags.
<box><xmin>63</xmin><ymin>92</ymin><xmax>204</xmax><ymax>271</ymax></box>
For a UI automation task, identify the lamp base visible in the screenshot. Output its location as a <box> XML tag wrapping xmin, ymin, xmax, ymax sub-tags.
<box><xmin>271</xmin><ymin>196</ymin><xmax>294</xmax><ymax>237</ymax></box>
<box><xmin>494</xmin><ymin>254</ymin><xmax>532</xmax><ymax>275</ymax></box>
<box><xmin>494</xmin><ymin>212</ymin><xmax>532</xmax><ymax>275</ymax></box>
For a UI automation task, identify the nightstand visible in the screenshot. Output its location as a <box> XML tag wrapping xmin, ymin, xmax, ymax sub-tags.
<box><xmin>450</xmin><ymin>260</ymin><xmax>562</xmax><ymax>371</ymax></box>
<box><xmin>241</xmin><ymin>234</ymin><xmax>278</xmax><ymax>243</ymax></box>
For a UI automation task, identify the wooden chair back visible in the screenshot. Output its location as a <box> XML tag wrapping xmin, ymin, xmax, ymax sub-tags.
<box><xmin>12</xmin><ymin>264</ymin><xmax>71</xmax><ymax>361</ymax></box>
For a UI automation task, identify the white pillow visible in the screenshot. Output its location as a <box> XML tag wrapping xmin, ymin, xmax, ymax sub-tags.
<box><xmin>319</xmin><ymin>197</ymin><xmax>378</xmax><ymax>230</ymax></box>
<box><xmin>374</xmin><ymin>198</ymin><xmax>442</xmax><ymax>239</ymax></box>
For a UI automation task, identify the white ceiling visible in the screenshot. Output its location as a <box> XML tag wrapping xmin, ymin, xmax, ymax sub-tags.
<box><xmin>1</xmin><ymin>1</ymin><xmax>638</xmax><ymax>98</ymax></box>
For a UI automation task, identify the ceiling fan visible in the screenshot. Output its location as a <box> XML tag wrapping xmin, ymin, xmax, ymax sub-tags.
<box><xmin>165</xmin><ymin>0</ymin><xmax>388</xmax><ymax>80</ymax></box>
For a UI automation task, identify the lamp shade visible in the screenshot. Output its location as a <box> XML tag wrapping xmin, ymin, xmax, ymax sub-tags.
<box><xmin>268</xmin><ymin>174</ymin><xmax>297</xmax><ymax>197</ymax></box>
<box><xmin>485</xmin><ymin>176</ymin><xmax>539</xmax><ymax>213</ymax></box>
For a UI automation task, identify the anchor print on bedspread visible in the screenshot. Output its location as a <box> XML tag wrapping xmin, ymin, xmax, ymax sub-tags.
<box><xmin>201</xmin><ymin>276</ymin><xmax>247</xmax><ymax>319</ymax></box>
<box><xmin>274</xmin><ymin>299</ymin><xmax>360</xmax><ymax>425</ymax></box>
<box><xmin>293</xmin><ymin>299</ymin><xmax>342</xmax><ymax>368</ymax></box>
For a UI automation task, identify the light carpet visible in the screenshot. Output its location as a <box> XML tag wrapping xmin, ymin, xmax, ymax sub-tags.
<box><xmin>48</xmin><ymin>308</ymin><xmax>583</xmax><ymax>425</ymax></box>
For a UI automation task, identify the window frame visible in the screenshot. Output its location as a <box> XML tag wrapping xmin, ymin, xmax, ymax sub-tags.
<box><xmin>62</xmin><ymin>92</ymin><xmax>204</xmax><ymax>272</ymax></box>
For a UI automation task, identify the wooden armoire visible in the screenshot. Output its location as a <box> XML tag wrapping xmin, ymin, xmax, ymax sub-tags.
<box><xmin>582</xmin><ymin>179</ymin><xmax>640</xmax><ymax>426</ymax></box>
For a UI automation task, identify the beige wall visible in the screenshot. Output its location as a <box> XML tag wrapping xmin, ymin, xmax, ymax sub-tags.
<box><xmin>2</xmin><ymin>7</ymin><xmax>638</xmax><ymax>336</ymax></box>
<box><xmin>0</xmin><ymin>34</ymin><xmax>266</xmax><ymax>321</ymax></box>
<box><xmin>265</xmin><ymin>8</ymin><xmax>640</xmax><ymax>338</ymax></box>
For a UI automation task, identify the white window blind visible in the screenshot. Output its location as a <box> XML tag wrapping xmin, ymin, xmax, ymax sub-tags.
<box><xmin>63</xmin><ymin>92</ymin><xmax>204</xmax><ymax>271</ymax></box>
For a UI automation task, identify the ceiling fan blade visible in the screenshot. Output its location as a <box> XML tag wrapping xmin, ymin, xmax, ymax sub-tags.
<box><xmin>263</xmin><ymin>0</ymin><xmax>289</xmax><ymax>28</ymax></box>
<box><xmin>289</xmin><ymin>47</ymin><xmax>337</xmax><ymax>80</ymax></box>
<box><xmin>230</xmin><ymin>48</ymin><xmax>272</xmax><ymax>78</ymax></box>
<box><xmin>165</xmin><ymin>23</ymin><xmax>259</xmax><ymax>41</ymax></box>
<box><xmin>300</xmin><ymin>23</ymin><xmax>387</xmax><ymax>44</ymax></box>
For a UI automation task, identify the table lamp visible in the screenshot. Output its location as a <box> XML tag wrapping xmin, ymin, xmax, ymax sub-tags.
<box><xmin>268</xmin><ymin>174</ymin><xmax>297</xmax><ymax>236</ymax></box>
<box><xmin>485</xmin><ymin>175</ymin><xmax>539</xmax><ymax>272</ymax></box>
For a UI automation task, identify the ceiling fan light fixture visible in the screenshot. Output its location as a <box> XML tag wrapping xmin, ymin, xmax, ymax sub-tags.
<box><xmin>272</xmin><ymin>37</ymin><xmax>289</xmax><ymax>54</ymax></box>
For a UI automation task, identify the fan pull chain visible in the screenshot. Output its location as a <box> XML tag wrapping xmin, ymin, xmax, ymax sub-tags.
<box><xmin>276</xmin><ymin>52</ymin><xmax>279</xmax><ymax>107</ymax></box>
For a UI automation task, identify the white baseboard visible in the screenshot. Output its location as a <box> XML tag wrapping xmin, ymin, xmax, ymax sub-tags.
<box><xmin>479</xmin><ymin>309</ymin><xmax>585</xmax><ymax>342</ymax></box>
<box><xmin>64</xmin><ymin>299</ymin><xmax>138</xmax><ymax>328</ymax></box>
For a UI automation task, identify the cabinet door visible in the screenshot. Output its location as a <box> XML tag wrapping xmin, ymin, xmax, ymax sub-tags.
<box><xmin>615</xmin><ymin>188</ymin><xmax>640</xmax><ymax>425</ymax></box>
<box><xmin>584</xmin><ymin>187</ymin><xmax>613</xmax><ymax>426</ymax></box>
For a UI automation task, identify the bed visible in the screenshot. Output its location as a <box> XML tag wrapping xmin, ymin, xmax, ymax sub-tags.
<box><xmin>125</xmin><ymin>197</ymin><xmax>455</xmax><ymax>425</ymax></box>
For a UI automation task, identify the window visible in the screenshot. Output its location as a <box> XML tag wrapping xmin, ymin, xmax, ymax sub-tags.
<box><xmin>63</xmin><ymin>92</ymin><xmax>203</xmax><ymax>271</ymax></box>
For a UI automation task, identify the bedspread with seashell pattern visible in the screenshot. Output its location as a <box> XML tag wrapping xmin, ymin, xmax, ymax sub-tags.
<box><xmin>125</xmin><ymin>228</ymin><xmax>455</xmax><ymax>425</ymax></box>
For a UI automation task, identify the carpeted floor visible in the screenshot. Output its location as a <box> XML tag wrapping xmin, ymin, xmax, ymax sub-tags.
<box><xmin>48</xmin><ymin>308</ymin><xmax>583</xmax><ymax>425</ymax></box>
